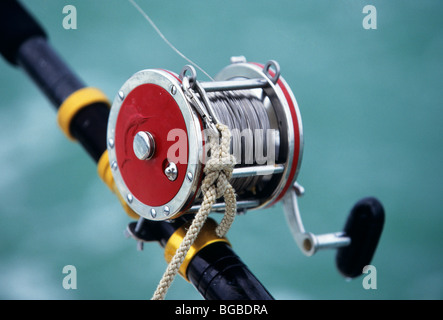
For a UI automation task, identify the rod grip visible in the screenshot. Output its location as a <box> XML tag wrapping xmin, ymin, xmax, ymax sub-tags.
<box><xmin>0</xmin><ymin>0</ymin><xmax>47</xmax><ymax>65</ymax></box>
<box><xmin>187</xmin><ymin>242</ymin><xmax>274</xmax><ymax>300</ymax></box>
<box><xmin>336</xmin><ymin>197</ymin><xmax>385</xmax><ymax>278</ymax></box>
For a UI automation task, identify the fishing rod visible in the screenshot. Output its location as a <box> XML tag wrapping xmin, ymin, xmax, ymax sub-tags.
<box><xmin>1</xmin><ymin>0</ymin><xmax>385</xmax><ymax>300</ymax></box>
<box><xmin>0</xmin><ymin>0</ymin><xmax>272</xmax><ymax>300</ymax></box>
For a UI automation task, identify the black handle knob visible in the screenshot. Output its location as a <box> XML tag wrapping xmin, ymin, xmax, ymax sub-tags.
<box><xmin>336</xmin><ymin>197</ymin><xmax>385</xmax><ymax>278</ymax></box>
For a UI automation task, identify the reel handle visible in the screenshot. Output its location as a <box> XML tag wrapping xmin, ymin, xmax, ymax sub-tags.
<box><xmin>335</xmin><ymin>197</ymin><xmax>385</xmax><ymax>278</ymax></box>
<box><xmin>283</xmin><ymin>184</ymin><xmax>385</xmax><ymax>278</ymax></box>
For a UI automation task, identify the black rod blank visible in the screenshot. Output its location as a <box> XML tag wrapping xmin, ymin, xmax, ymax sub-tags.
<box><xmin>1</xmin><ymin>0</ymin><xmax>274</xmax><ymax>300</ymax></box>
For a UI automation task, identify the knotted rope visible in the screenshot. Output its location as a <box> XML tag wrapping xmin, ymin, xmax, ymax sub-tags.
<box><xmin>151</xmin><ymin>123</ymin><xmax>236</xmax><ymax>300</ymax></box>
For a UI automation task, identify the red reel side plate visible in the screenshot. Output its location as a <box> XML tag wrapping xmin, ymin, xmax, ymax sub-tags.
<box><xmin>107</xmin><ymin>69</ymin><xmax>204</xmax><ymax>220</ymax></box>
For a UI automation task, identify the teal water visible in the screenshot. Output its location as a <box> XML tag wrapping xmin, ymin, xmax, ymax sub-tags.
<box><xmin>0</xmin><ymin>0</ymin><xmax>442</xmax><ymax>300</ymax></box>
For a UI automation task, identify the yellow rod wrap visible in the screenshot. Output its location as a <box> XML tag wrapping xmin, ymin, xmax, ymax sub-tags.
<box><xmin>164</xmin><ymin>218</ymin><xmax>231</xmax><ymax>282</ymax></box>
<box><xmin>97</xmin><ymin>151</ymin><xmax>140</xmax><ymax>220</ymax></box>
<box><xmin>57</xmin><ymin>87</ymin><xmax>110</xmax><ymax>141</ymax></box>
<box><xmin>97</xmin><ymin>150</ymin><xmax>114</xmax><ymax>190</ymax></box>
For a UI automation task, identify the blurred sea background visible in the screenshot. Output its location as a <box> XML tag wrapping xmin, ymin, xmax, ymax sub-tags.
<box><xmin>0</xmin><ymin>0</ymin><xmax>442</xmax><ymax>300</ymax></box>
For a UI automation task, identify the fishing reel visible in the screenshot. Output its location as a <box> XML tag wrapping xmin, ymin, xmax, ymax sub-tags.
<box><xmin>107</xmin><ymin>57</ymin><xmax>384</xmax><ymax>278</ymax></box>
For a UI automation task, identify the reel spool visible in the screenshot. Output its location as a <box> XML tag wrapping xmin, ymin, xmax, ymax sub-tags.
<box><xmin>107</xmin><ymin>57</ymin><xmax>303</xmax><ymax>221</ymax></box>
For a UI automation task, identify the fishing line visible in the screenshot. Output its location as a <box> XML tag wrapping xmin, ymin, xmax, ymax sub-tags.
<box><xmin>207</xmin><ymin>90</ymin><xmax>274</xmax><ymax>193</ymax></box>
<box><xmin>127</xmin><ymin>0</ymin><xmax>214</xmax><ymax>81</ymax></box>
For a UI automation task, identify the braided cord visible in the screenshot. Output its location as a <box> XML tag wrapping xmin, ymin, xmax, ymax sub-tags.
<box><xmin>151</xmin><ymin>123</ymin><xmax>236</xmax><ymax>300</ymax></box>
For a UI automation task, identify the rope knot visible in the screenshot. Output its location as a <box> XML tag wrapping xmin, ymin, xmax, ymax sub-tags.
<box><xmin>202</xmin><ymin>124</ymin><xmax>236</xmax><ymax>198</ymax></box>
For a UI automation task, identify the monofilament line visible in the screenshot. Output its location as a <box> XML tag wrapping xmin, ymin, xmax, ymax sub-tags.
<box><xmin>128</xmin><ymin>0</ymin><xmax>214</xmax><ymax>81</ymax></box>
